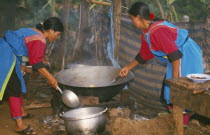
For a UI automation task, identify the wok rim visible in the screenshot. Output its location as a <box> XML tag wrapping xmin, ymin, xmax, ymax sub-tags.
<box><xmin>59</xmin><ymin>81</ymin><xmax>129</xmax><ymax>89</ymax></box>
<box><xmin>54</xmin><ymin>66</ymin><xmax>134</xmax><ymax>88</ymax></box>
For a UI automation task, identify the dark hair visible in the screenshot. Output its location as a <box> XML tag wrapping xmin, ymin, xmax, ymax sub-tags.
<box><xmin>129</xmin><ymin>2</ymin><xmax>163</xmax><ymax>21</ymax></box>
<box><xmin>36</xmin><ymin>17</ymin><xmax>64</xmax><ymax>32</ymax></box>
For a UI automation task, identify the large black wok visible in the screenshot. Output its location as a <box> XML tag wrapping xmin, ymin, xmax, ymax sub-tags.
<box><xmin>55</xmin><ymin>66</ymin><xmax>134</xmax><ymax>102</ymax></box>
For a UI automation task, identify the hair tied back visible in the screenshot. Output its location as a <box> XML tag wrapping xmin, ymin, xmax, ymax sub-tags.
<box><xmin>149</xmin><ymin>12</ymin><xmax>155</xmax><ymax>20</ymax></box>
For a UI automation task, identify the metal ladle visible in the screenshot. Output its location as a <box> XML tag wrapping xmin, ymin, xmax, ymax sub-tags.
<box><xmin>57</xmin><ymin>86</ymin><xmax>80</xmax><ymax>108</ymax></box>
<box><xmin>108</xmin><ymin>75</ymin><xmax>121</xmax><ymax>86</ymax></box>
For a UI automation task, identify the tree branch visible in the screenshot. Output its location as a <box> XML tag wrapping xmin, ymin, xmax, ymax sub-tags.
<box><xmin>154</xmin><ymin>0</ymin><xmax>165</xmax><ymax>19</ymax></box>
<box><xmin>85</xmin><ymin>0</ymin><xmax>111</xmax><ymax>6</ymax></box>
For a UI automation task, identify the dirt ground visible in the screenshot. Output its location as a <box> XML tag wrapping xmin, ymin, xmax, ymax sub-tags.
<box><xmin>0</xmin><ymin>76</ymin><xmax>61</xmax><ymax>135</ymax></box>
<box><xmin>1</xmin><ymin>75</ymin><xmax>210</xmax><ymax>135</ymax></box>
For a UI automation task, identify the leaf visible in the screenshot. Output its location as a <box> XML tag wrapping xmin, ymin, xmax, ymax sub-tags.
<box><xmin>168</xmin><ymin>0</ymin><xmax>176</xmax><ymax>5</ymax></box>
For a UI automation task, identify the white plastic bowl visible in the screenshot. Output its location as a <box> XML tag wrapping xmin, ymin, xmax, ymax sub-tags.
<box><xmin>186</xmin><ymin>73</ymin><xmax>210</xmax><ymax>83</ymax></box>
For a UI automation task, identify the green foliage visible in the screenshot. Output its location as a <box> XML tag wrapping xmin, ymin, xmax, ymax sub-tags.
<box><xmin>172</xmin><ymin>0</ymin><xmax>209</xmax><ymax>21</ymax></box>
<box><xmin>15</xmin><ymin>0</ymin><xmax>209</xmax><ymax>30</ymax></box>
<box><xmin>15</xmin><ymin>0</ymin><xmax>63</xmax><ymax>29</ymax></box>
<box><xmin>122</xmin><ymin>0</ymin><xmax>168</xmax><ymax>19</ymax></box>
<box><xmin>122</xmin><ymin>0</ymin><xmax>209</xmax><ymax>21</ymax></box>
<box><xmin>15</xmin><ymin>0</ymin><xmax>81</xmax><ymax>31</ymax></box>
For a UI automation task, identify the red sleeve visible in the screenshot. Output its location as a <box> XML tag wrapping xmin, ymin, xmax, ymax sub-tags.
<box><xmin>150</xmin><ymin>26</ymin><xmax>178</xmax><ymax>54</ymax></box>
<box><xmin>26</xmin><ymin>40</ymin><xmax>46</xmax><ymax>65</ymax></box>
<box><xmin>139</xmin><ymin>34</ymin><xmax>154</xmax><ymax>60</ymax></box>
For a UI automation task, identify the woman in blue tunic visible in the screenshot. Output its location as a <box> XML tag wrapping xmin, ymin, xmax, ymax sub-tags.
<box><xmin>0</xmin><ymin>17</ymin><xmax>64</xmax><ymax>135</ymax></box>
<box><xmin>119</xmin><ymin>2</ymin><xmax>204</xmax><ymax>125</ymax></box>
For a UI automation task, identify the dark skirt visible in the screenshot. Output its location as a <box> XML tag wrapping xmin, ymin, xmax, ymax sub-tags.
<box><xmin>4</xmin><ymin>70</ymin><xmax>22</xmax><ymax>99</ymax></box>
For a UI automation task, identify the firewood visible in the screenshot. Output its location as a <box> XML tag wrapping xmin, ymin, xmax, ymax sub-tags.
<box><xmin>24</xmin><ymin>102</ymin><xmax>51</xmax><ymax>109</ymax></box>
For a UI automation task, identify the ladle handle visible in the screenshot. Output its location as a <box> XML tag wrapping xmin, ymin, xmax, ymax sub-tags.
<box><xmin>109</xmin><ymin>75</ymin><xmax>120</xmax><ymax>85</ymax></box>
<box><xmin>99</xmin><ymin>107</ymin><xmax>108</xmax><ymax>115</ymax></box>
<box><xmin>57</xmin><ymin>86</ymin><xmax>63</xmax><ymax>94</ymax></box>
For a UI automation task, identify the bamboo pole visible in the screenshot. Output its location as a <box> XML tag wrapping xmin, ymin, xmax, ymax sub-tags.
<box><xmin>154</xmin><ymin>0</ymin><xmax>165</xmax><ymax>19</ymax></box>
<box><xmin>172</xmin><ymin>6</ymin><xmax>178</xmax><ymax>22</ymax></box>
<box><xmin>113</xmin><ymin>0</ymin><xmax>122</xmax><ymax>61</ymax></box>
<box><xmin>86</xmin><ymin>0</ymin><xmax>111</xmax><ymax>6</ymax></box>
<box><xmin>72</xmin><ymin>2</ymin><xmax>89</xmax><ymax>60</ymax></box>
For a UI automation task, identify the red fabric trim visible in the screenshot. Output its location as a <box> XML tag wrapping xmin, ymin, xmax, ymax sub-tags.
<box><xmin>26</xmin><ymin>40</ymin><xmax>46</xmax><ymax>65</ymax></box>
<box><xmin>149</xmin><ymin>26</ymin><xmax>178</xmax><ymax>54</ymax></box>
<box><xmin>139</xmin><ymin>21</ymin><xmax>179</xmax><ymax>60</ymax></box>
<box><xmin>139</xmin><ymin>34</ymin><xmax>154</xmax><ymax>60</ymax></box>
<box><xmin>9</xmin><ymin>96</ymin><xmax>23</xmax><ymax>119</ymax></box>
<box><xmin>31</xmin><ymin>28</ymin><xmax>45</xmax><ymax>38</ymax></box>
<box><xmin>25</xmin><ymin>35</ymin><xmax>46</xmax><ymax>44</ymax></box>
<box><xmin>149</xmin><ymin>24</ymin><xmax>177</xmax><ymax>35</ymax></box>
<box><xmin>143</xmin><ymin>21</ymin><xmax>164</xmax><ymax>33</ymax></box>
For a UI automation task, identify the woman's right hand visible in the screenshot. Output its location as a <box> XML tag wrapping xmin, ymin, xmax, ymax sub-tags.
<box><xmin>37</xmin><ymin>68</ymin><xmax>58</xmax><ymax>89</ymax></box>
<box><xmin>119</xmin><ymin>66</ymin><xmax>129</xmax><ymax>77</ymax></box>
<box><xmin>47</xmin><ymin>76</ymin><xmax>58</xmax><ymax>89</ymax></box>
<box><xmin>119</xmin><ymin>60</ymin><xmax>140</xmax><ymax>77</ymax></box>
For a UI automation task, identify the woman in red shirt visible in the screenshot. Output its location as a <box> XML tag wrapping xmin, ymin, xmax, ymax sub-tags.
<box><xmin>0</xmin><ymin>17</ymin><xmax>64</xmax><ymax>135</ymax></box>
<box><xmin>119</xmin><ymin>2</ymin><xmax>204</xmax><ymax>125</ymax></box>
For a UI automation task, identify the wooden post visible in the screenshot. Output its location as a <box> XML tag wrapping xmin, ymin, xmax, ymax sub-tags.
<box><xmin>113</xmin><ymin>0</ymin><xmax>122</xmax><ymax>62</ymax></box>
<box><xmin>60</xmin><ymin>0</ymin><xmax>70</xmax><ymax>70</ymax></box>
<box><xmin>173</xmin><ymin>105</ymin><xmax>184</xmax><ymax>135</ymax></box>
<box><xmin>206</xmin><ymin>3</ymin><xmax>210</xmax><ymax>23</ymax></box>
<box><xmin>72</xmin><ymin>2</ymin><xmax>89</xmax><ymax>61</ymax></box>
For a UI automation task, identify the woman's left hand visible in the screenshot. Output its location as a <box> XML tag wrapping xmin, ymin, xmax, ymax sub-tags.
<box><xmin>42</xmin><ymin>55</ymin><xmax>49</xmax><ymax>65</ymax></box>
